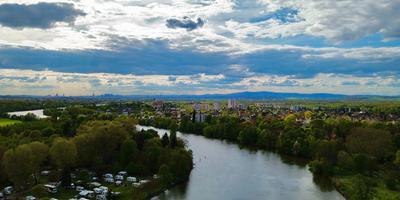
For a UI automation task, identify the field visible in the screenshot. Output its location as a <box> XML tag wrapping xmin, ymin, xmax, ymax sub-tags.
<box><xmin>0</xmin><ymin>118</ymin><xmax>21</xmax><ymax>127</ymax></box>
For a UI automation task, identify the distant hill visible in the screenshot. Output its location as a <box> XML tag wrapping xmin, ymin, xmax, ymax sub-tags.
<box><xmin>1</xmin><ymin>91</ymin><xmax>399</xmax><ymax>101</ymax></box>
<box><xmin>123</xmin><ymin>91</ymin><xmax>399</xmax><ymax>100</ymax></box>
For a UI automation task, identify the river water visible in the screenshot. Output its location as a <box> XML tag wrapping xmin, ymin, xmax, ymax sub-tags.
<box><xmin>7</xmin><ymin>109</ymin><xmax>48</xmax><ymax>119</ymax></box>
<box><xmin>137</xmin><ymin>125</ymin><xmax>344</xmax><ymax>200</ymax></box>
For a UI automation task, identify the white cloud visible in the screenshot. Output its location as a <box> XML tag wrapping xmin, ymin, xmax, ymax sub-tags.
<box><xmin>0</xmin><ymin>68</ymin><xmax>225</xmax><ymax>95</ymax></box>
<box><xmin>233</xmin><ymin>73</ymin><xmax>400</xmax><ymax>95</ymax></box>
<box><xmin>255</xmin><ymin>0</ymin><xmax>400</xmax><ymax>42</ymax></box>
<box><xmin>0</xmin><ymin>68</ymin><xmax>398</xmax><ymax>96</ymax></box>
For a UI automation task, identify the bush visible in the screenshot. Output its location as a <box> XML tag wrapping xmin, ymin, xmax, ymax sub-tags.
<box><xmin>309</xmin><ymin>159</ymin><xmax>334</xmax><ymax>176</ymax></box>
<box><xmin>31</xmin><ymin>184</ymin><xmax>47</xmax><ymax>197</ymax></box>
<box><xmin>158</xmin><ymin>164</ymin><xmax>173</xmax><ymax>185</ymax></box>
<box><xmin>337</xmin><ymin>151</ymin><xmax>355</xmax><ymax>171</ymax></box>
<box><xmin>384</xmin><ymin>171</ymin><xmax>398</xmax><ymax>191</ymax></box>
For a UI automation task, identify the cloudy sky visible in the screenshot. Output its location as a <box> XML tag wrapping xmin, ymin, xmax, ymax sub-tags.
<box><xmin>0</xmin><ymin>0</ymin><xmax>399</xmax><ymax>96</ymax></box>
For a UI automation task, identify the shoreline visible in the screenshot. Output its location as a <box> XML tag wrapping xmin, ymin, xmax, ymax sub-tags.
<box><xmin>144</xmin><ymin>178</ymin><xmax>188</xmax><ymax>200</ymax></box>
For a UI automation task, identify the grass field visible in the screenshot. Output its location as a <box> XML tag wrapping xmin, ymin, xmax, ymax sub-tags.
<box><xmin>334</xmin><ymin>175</ymin><xmax>400</xmax><ymax>200</ymax></box>
<box><xmin>0</xmin><ymin>118</ymin><xmax>21</xmax><ymax>127</ymax></box>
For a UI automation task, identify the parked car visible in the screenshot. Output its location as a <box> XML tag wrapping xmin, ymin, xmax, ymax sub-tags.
<box><xmin>41</xmin><ymin>170</ymin><xmax>51</xmax><ymax>176</ymax></box>
<box><xmin>98</xmin><ymin>186</ymin><xmax>108</xmax><ymax>195</ymax></box>
<box><xmin>96</xmin><ymin>194</ymin><xmax>107</xmax><ymax>200</ymax></box>
<box><xmin>90</xmin><ymin>182</ymin><xmax>101</xmax><ymax>187</ymax></box>
<box><xmin>104</xmin><ymin>177</ymin><xmax>114</xmax><ymax>183</ymax></box>
<box><xmin>79</xmin><ymin>190</ymin><xmax>94</xmax><ymax>198</ymax></box>
<box><xmin>115</xmin><ymin>180</ymin><xmax>122</xmax><ymax>186</ymax></box>
<box><xmin>118</xmin><ymin>171</ymin><xmax>127</xmax><ymax>176</ymax></box>
<box><xmin>26</xmin><ymin>196</ymin><xmax>36</xmax><ymax>200</ymax></box>
<box><xmin>127</xmin><ymin>176</ymin><xmax>137</xmax><ymax>182</ymax></box>
<box><xmin>44</xmin><ymin>184</ymin><xmax>58</xmax><ymax>194</ymax></box>
<box><xmin>103</xmin><ymin>173</ymin><xmax>113</xmax><ymax>179</ymax></box>
<box><xmin>115</xmin><ymin>175</ymin><xmax>124</xmax><ymax>181</ymax></box>
<box><xmin>76</xmin><ymin>186</ymin><xmax>84</xmax><ymax>192</ymax></box>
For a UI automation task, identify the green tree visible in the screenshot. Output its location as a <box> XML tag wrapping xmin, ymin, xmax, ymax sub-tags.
<box><xmin>170</xmin><ymin>130</ymin><xmax>177</xmax><ymax>148</ymax></box>
<box><xmin>394</xmin><ymin>150</ymin><xmax>400</xmax><ymax>167</ymax></box>
<box><xmin>2</xmin><ymin>145</ymin><xmax>33</xmax><ymax>189</ymax></box>
<box><xmin>314</xmin><ymin>140</ymin><xmax>339</xmax><ymax>164</ymax></box>
<box><xmin>120</xmin><ymin>139</ymin><xmax>138</xmax><ymax>166</ymax></box>
<box><xmin>50</xmin><ymin>138</ymin><xmax>77</xmax><ymax>169</ymax></box>
<box><xmin>158</xmin><ymin>164</ymin><xmax>173</xmax><ymax>185</ymax></box>
<box><xmin>309</xmin><ymin>158</ymin><xmax>333</xmax><ymax>176</ymax></box>
<box><xmin>346</xmin><ymin>127</ymin><xmax>393</xmax><ymax>159</ymax></box>
<box><xmin>50</xmin><ymin>138</ymin><xmax>77</xmax><ymax>187</ymax></box>
<box><xmin>28</xmin><ymin>142</ymin><xmax>49</xmax><ymax>184</ymax></box>
<box><xmin>350</xmin><ymin>174</ymin><xmax>373</xmax><ymax>200</ymax></box>
<box><xmin>337</xmin><ymin>151</ymin><xmax>355</xmax><ymax>171</ymax></box>
<box><xmin>161</xmin><ymin>133</ymin><xmax>170</xmax><ymax>147</ymax></box>
<box><xmin>238</xmin><ymin>126</ymin><xmax>258</xmax><ymax>146</ymax></box>
<box><xmin>257</xmin><ymin>129</ymin><xmax>276</xmax><ymax>149</ymax></box>
<box><xmin>169</xmin><ymin>149</ymin><xmax>193</xmax><ymax>179</ymax></box>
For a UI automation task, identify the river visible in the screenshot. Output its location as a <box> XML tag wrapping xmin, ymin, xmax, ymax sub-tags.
<box><xmin>7</xmin><ymin>109</ymin><xmax>49</xmax><ymax>119</ymax></box>
<box><xmin>137</xmin><ymin>125</ymin><xmax>344</xmax><ymax>200</ymax></box>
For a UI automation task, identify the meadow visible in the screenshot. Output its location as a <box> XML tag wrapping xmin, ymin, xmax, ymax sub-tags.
<box><xmin>0</xmin><ymin>118</ymin><xmax>21</xmax><ymax>127</ymax></box>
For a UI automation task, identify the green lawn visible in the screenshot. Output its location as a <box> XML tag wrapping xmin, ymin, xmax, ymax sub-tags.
<box><xmin>0</xmin><ymin>118</ymin><xmax>21</xmax><ymax>127</ymax></box>
<box><xmin>334</xmin><ymin>175</ymin><xmax>400</xmax><ymax>200</ymax></box>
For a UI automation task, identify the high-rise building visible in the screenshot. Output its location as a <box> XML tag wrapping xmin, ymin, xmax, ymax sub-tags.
<box><xmin>228</xmin><ymin>99</ymin><xmax>237</xmax><ymax>109</ymax></box>
<box><xmin>213</xmin><ymin>102</ymin><xmax>221</xmax><ymax>110</ymax></box>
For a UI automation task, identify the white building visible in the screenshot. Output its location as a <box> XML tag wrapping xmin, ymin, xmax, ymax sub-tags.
<box><xmin>195</xmin><ymin>112</ymin><xmax>207</xmax><ymax>123</ymax></box>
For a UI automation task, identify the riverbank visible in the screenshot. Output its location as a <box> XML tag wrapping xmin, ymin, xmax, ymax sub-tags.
<box><xmin>144</xmin><ymin>178</ymin><xmax>188</xmax><ymax>199</ymax></box>
<box><xmin>138</xmin><ymin>115</ymin><xmax>400</xmax><ymax>200</ymax></box>
<box><xmin>138</xmin><ymin>125</ymin><xmax>344</xmax><ymax>200</ymax></box>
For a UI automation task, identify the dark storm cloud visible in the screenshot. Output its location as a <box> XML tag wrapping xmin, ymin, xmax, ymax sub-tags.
<box><xmin>166</xmin><ymin>17</ymin><xmax>204</xmax><ymax>31</ymax></box>
<box><xmin>0</xmin><ymin>39</ymin><xmax>230</xmax><ymax>75</ymax></box>
<box><xmin>0</xmin><ymin>39</ymin><xmax>399</xmax><ymax>80</ymax></box>
<box><xmin>0</xmin><ymin>2</ymin><xmax>85</xmax><ymax>29</ymax></box>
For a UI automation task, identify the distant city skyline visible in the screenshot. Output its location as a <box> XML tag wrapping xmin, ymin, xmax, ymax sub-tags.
<box><xmin>0</xmin><ymin>0</ymin><xmax>399</xmax><ymax>96</ymax></box>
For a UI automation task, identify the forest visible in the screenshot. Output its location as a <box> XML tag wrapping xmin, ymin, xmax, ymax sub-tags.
<box><xmin>0</xmin><ymin>104</ymin><xmax>193</xmax><ymax>199</ymax></box>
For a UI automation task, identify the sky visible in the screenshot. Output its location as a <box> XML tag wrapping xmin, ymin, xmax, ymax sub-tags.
<box><xmin>0</xmin><ymin>0</ymin><xmax>399</xmax><ymax>96</ymax></box>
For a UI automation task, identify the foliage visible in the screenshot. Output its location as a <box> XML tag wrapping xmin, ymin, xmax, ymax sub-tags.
<box><xmin>346</xmin><ymin>127</ymin><xmax>393</xmax><ymax>159</ymax></box>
